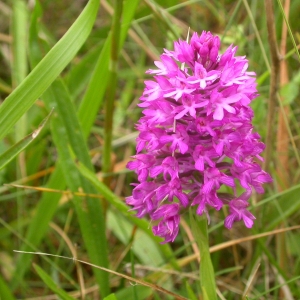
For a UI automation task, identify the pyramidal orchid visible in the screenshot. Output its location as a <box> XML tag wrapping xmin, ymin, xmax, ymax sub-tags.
<box><xmin>126</xmin><ymin>31</ymin><xmax>272</xmax><ymax>244</ymax></box>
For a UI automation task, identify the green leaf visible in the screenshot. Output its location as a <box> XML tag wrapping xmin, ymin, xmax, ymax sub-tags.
<box><xmin>280</xmin><ymin>71</ymin><xmax>300</xmax><ymax>105</ymax></box>
<box><xmin>107</xmin><ymin>210</ymin><xmax>165</xmax><ymax>266</ymax></box>
<box><xmin>11</xmin><ymin>0</ymin><xmax>102</xmax><ymax>288</ymax></box>
<box><xmin>0</xmin><ymin>0</ymin><xmax>100</xmax><ymax>140</ymax></box>
<box><xmin>78</xmin><ymin>0</ymin><xmax>140</xmax><ymax>138</ymax></box>
<box><xmin>280</xmin><ymin>82</ymin><xmax>299</xmax><ymax>105</ymax></box>
<box><xmin>65</xmin><ymin>43</ymin><xmax>104</xmax><ymax>100</ymax></box>
<box><xmin>264</xmin><ymin>185</ymin><xmax>300</xmax><ymax>230</ymax></box>
<box><xmin>12</xmin><ymin>0</ymin><xmax>28</xmax><ymax>86</ymax></box>
<box><xmin>0</xmin><ymin>110</ymin><xmax>53</xmax><ymax>170</ymax></box>
<box><xmin>43</xmin><ymin>82</ymin><xmax>110</xmax><ymax>297</ymax></box>
<box><xmin>33</xmin><ymin>264</ymin><xmax>75</xmax><ymax>300</ymax></box>
<box><xmin>11</xmin><ymin>2</ymin><xmax>67</xmax><ymax>288</ymax></box>
<box><xmin>0</xmin><ymin>275</ymin><xmax>15</xmax><ymax>300</ymax></box>
<box><xmin>12</xmin><ymin>0</ymin><xmax>29</xmax><ymax>166</ymax></box>
<box><xmin>104</xmin><ymin>294</ymin><xmax>118</xmax><ymax>300</ymax></box>
<box><xmin>28</xmin><ymin>0</ymin><xmax>43</xmax><ymax>68</ymax></box>
<box><xmin>190</xmin><ymin>211</ymin><xmax>217</xmax><ymax>300</ymax></box>
<box><xmin>185</xmin><ymin>281</ymin><xmax>198</xmax><ymax>300</ymax></box>
<box><xmin>49</xmin><ymin>80</ymin><xmax>93</xmax><ymax>170</ymax></box>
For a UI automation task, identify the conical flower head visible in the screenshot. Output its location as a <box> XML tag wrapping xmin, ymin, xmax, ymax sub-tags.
<box><xmin>126</xmin><ymin>31</ymin><xmax>272</xmax><ymax>243</ymax></box>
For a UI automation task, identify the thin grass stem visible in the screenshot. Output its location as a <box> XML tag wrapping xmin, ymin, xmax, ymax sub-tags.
<box><xmin>102</xmin><ymin>0</ymin><xmax>123</xmax><ymax>186</ymax></box>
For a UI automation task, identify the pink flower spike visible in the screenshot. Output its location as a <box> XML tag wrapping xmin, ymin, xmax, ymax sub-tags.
<box><xmin>126</xmin><ymin>30</ymin><xmax>272</xmax><ymax>243</ymax></box>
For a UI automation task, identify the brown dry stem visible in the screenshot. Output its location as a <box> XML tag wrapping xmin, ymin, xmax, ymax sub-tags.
<box><xmin>263</xmin><ymin>0</ymin><xmax>281</xmax><ymax>174</ymax></box>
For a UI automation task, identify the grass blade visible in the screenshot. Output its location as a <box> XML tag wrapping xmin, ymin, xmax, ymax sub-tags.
<box><xmin>0</xmin><ymin>275</ymin><xmax>15</xmax><ymax>300</ymax></box>
<box><xmin>33</xmin><ymin>264</ymin><xmax>75</xmax><ymax>300</ymax></box>
<box><xmin>0</xmin><ymin>110</ymin><xmax>52</xmax><ymax>170</ymax></box>
<box><xmin>0</xmin><ymin>0</ymin><xmax>100</xmax><ymax>140</ymax></box>
<box><xmin>11</xmin><ymin>0</ymin><xmax>28</xmax><ymax>87</ymax></box>
<box><xmin>12</xmin><ymin>1</ymin><xmax>109</xmax><ymax>291</ymax></box>
<box><xmin>42</xmin><ymin>81</ymin><xmax>110</xmax><ymax>296</ymax></box>
<box><xmin>190</xmin><ymin>212</ymin><xmax>217</xmax><ymax>300</ymax></box>
<box><xmin>28</xmin><ymin>0</ymin><xmax>43</xmax><ymax>68</ymax></box>
<box><xmin>50</xmin><ymin>80</ymin><xmax>93</xmax><ymax>169</ymax></box>
<box><xmin>78</xmin><ymin>0</ymin><xmax>140</xmax><ymax>138</ymax></box>
<box><xmin>50</xmin><ymin>115</ymin><xmax>110</xmax><ymax>296</ymax></box>
<box><xmin>104</xmin><ymin>294</ymin><xmax>118</xmax><ymax>300</ymax></box>
<box><xmin>102</xmin><ymin>0</ymin><xmax>123</xmax><ymax>182</ymax></box>
<box><xmin>65</xmin><ymin>43</ymin><xmax>103</xmax><ymax>100</ymax></box>
<box><xmin>11</xmin><ymin>166</ymin><xmax>66</xmax><ymax>289</ymax></box>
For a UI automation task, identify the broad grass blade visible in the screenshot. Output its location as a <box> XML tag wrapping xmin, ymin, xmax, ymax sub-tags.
<box><xmin>78</xmin><ymin>0</ymin><xmax>140</xmax><ymax>138</ymax></box>
<box><xmin>43</xmin><ymin>81</ymin><xmax>110</xmax><ymax>297</ymax></box>
<box><xmin>0</xmin><ymin>0</ymin><xmax>100</xmax><ymax>140</ymax></box>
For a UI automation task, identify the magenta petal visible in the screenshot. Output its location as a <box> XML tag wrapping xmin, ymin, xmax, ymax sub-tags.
<box><xmin>220</xmin><ymin>175</ymin><xmax>235</xmax><ymax>187</ymax></box>
<box><xmin>224</xmin><ymin>215</ymin><xmax>235</xmax><ymax>229</ymax></box>
<box><xmin>243</xmin><ymin>211</ymin><xmax>255</xmax><ymax>228</ymax></box>
<box><xmin>195</xmin><ymin>157</ymin><xmax>205</xmax><ymax>171</ymax></box>
<box><xmin>202</xmin><ymin>181</ymin><xmax>214</xmax><ymax>194</ymax></box>
<box><xmin>150</xmin><ymin>166</ymin><xmax>162</xmax><ymax>177</ymax></box>
<box><xmin>213</xmin><ymin>106</ymin><xmax>224</xmax><ymax>120</ymax></box>
<box><xmin>178</xmin><ymin>141</ymin><xmax>189</xmax><ymax>154</ymax></box>
<box><xmin>176</xmin><ymin>192</ymin><xmax>189</xmax><ymax>207</ymax></box>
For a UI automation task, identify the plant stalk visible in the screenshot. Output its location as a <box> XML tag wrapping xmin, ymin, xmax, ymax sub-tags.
<box><xmin>102</xmin><ymin>0</ymin><xmax>123</xmax><ymax>187</ymax></box>
<box><xmin>12</xmin><ymin>0</ymin><xmax>28</xmax><ymax>247</ymax></box>
<box><xmin>190</xmin><ymin>211</ymin><xmax>217</xmax><ymax>300</ymax></box>
<box><xmin>276</xmin><ymin>1</ymin><xmax>291</xmax><ymax>299</ymax></box>
<box><xmin>263</xmin><ymin>0</ymin><xmax>281</xmax><ymax>174</ymax></box>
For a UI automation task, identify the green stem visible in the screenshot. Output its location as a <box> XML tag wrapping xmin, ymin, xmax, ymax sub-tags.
<box><xmin>12</xmin><ymin>0</ymin><xmax>28</xmax><ymax>87</ymax></box>
<box><xmin>102</xmin><ymin>0</ymin><xmax>123</xmax><ymax>186</ymax></box>
<box><xmin>12</xmin><ymin>0</ymin><xmax>28</xmax><ymax>150</ymax></box>
<box><xmin>12</xmin><ymin>0</ymin><xmax>28</xmax><ymax>248</ymax></box>
<box><xmin>190</xmin><ymin>211</ymin><xmax>217</xmax><ymax>300</ymax></box>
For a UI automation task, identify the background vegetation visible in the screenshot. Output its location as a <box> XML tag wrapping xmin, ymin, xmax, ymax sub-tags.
<box><xmin>0</xmin><ymin>0</ymin><xmax>299</xmax><ymax>299</ymax></box>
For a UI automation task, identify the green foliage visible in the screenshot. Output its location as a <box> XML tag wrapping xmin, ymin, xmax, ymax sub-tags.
<box><xmin>0</xmin><ymin>110</ymin><xmax>52</xmax><ymax>170</ymax></box>
<box><xmin>0</xmin><ymin>0</ymin><xmax>299</xmax><ymax>299</ymax></box>
<box><xmin>0</xmin><ymin>0</ymin><xmax>100</xmax><ymax>140</ymax></box>
<box><xmin>190</xmin><ymin>211</ymin><xmax>217</xmax><ymax>300</ymax></box>
<box><xmin>34</xmin><ymin>264</ymin><xmax>75</xmax><ymax>300</ymax></box>
<box><xmin>104</xmin><ymin>294</ymin><xmax>118</xmax><ymax>300</ymax></box>
<box><xmin>280</xmin><ymin>71</ymin><xmax>300</xmax><ymax>105</ymax></box>
<box><xmin>0</xmin><ymin>275</ymin><xmax>15</xmax><ymax>300</ymax></box>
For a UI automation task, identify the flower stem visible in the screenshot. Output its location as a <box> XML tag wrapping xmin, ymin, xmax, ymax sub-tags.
<box><xmin>190</xmin><ymin>211</ymin><xmax>217</xmax><ymax>300</ymax></box>
<box><xmin>263</xmin><ymin>0</ymin><xmax>280</xmax><ymax>174</ymax></box>
<box><xmin>102</xmin><ymin>0</ymin><xmax>123</xmax><ymax>186</ymax></box>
